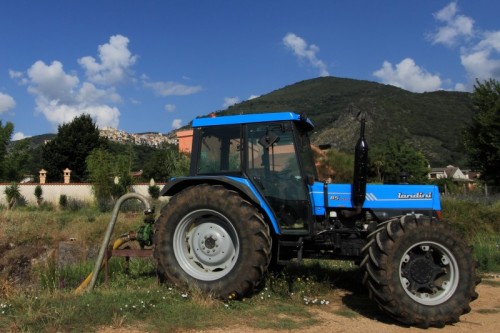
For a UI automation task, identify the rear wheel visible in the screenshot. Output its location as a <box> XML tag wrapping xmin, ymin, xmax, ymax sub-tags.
<box><xmin>154</xmin><ymin>184</ymin><xmax>272</xmax><ymax>298</ymax></box>
<box><xmin>362</xmin><ymin>215</ymin><xmax>479</xmax><ymax>328</ymax></box>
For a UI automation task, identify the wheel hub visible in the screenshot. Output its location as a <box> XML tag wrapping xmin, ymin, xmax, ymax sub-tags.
<box><xmin>190</xmin><ymin>222</ymin><xmax>235</xmax><ymax>266</ymax></box>
<box><xmin>402</xmin><ymin>254</ymin><xmax>444</xmax><ymax>291</ymax></box>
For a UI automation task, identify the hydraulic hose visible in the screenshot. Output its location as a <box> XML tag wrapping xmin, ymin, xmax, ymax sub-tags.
<box><xmin>74</xmin><ymin>236</ymin><xmax>129</xmax><ymax>294</ymax></box>
<box><xmin>84</xmin><ymin>193</ymin><xmax>152</xmax><ymax>293</ymax></box>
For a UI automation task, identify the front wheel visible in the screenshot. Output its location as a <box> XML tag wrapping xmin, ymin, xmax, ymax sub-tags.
<box><xmin>362</xmin><ymin>215</ymin><xmax>479</xmax><ymax>328</ymax></box>
<box><xmin>154</xmin><ymin>184</ymin><xmax>272</xmax><ymax>298</ymax></box>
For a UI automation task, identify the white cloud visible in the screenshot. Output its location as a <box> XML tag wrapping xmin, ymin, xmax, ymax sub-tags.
<box><xmin>248</xmin><ymin>94</ymin><xmax>260</xmax><ymax>100</ymax></box>
<box><xmin>9</xmin><ymin>70</ymin><xmax>29</xmax><ymax>85</ymax></box>
<box><xmin>283</xmin><ymin>33</ymin><xmax>329</xmax><ymax>77</ymax></box>
<box><xmin>223</xmin><ymin>96</ymin><xmax>240</xmax><ymax>108</ymax></box>
<box><xmin>373</xmin><ymin>58</ymin><xmax>442</xmax><ymax>92</ymax></box>
<box><xmin>0</xmin><ymin>92</ymin><xmax>16</xmax><ymax>114</ymax></box>
<box><xmin>27</xmin><ymin>60</ymin><xmax>79</xmax><ymax>103</ymax></box>
<box><xmin>144</xmin><ymin>79</ymin><xmax>202</xmax><ymax>96</ymax></box>
<box><xmin>164</xmin><ymin>104</ymin><xmax>176</xmax><ymax>112</ymax></box>
<box><xmin>430</xmin><ymin>1</ymin><xmax>475</xmax><ymax>47</ymax></box>
<box><xmin>24</xmin><ymin>60</ymin><xmax>121</xmax><ymax>129</ymax></box>
<box><xmin>454</xmin><ymin>83</ymin><xmax>466</xmax><ymax>91</ymax></box>
<box><xmin>12</xmin><ymin>132</ymin><xmax>28</xmax><ymax>141</ymax></box>
<box><xmin>8</xmin><ymin>70</ymin><xmax>23</xmax><ymax>79</ymax></box>
<box><xmin>171</xmin><ymin>119</ymin><xmax>182</xmax><ymax>129</ymax></box>
<box><xmin>428</xmin><ymin>2</ymin><xmax>500</xmax><ymax>86</ymax></box>
<box><xmin>78</xmin><ymin>35</ymin><xmax>137</xmax><ymax>85</ymax></box>
<box><xmin>461</xmin><ymin>31</ymin><xmax>500</xmax><ymax>82</ymax></box>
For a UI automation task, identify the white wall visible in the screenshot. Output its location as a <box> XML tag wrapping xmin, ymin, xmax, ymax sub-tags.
<box><xmin>0</xmin><ymin>183</ymin><xmax>167</xmax><ymax>206</ymax></box>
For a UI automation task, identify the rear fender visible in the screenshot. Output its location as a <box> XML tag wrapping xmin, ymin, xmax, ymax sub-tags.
<box><xmin>160</xmin><ymin>176</ymin><xmax>281</xmax><ymax>235</ymax></box>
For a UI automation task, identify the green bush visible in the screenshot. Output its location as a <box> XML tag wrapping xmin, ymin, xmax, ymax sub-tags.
<box><xmin>59</xmin><ymin>194</ymin><xmax>68</xmax><ymax>208</ymax></box>
<box><xmin>4</xmin><ymin>182</ymin><xmax>22</xmax><ymax>209</ymax></box>
<box><xmin>34</xmin><ymin>185</ymin><xmax>43</xmax><ymax>206</ymax></box>
<box><xmin>148</xmin><ymin>185</ymin><xmax>160</xmax><ymax>199</ymax></box>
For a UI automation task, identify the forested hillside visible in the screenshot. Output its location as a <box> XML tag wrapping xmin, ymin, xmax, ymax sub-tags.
<box><xmin>214</xmin><ymin>77</ymin><xmax>473</xmax><ymax>166</ymax></box>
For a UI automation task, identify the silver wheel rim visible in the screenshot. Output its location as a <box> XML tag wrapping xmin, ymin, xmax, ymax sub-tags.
<box><xmin>173</xmin><ymin>209</ymin><xmax>239</xmax><ymax>281</ymax></box>
<box><xmin>399</xmin><ymin>241</ymin><xmax>459</xmax><ymax>305</ymax></box>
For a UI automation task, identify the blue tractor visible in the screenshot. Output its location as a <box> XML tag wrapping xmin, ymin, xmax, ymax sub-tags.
<box><xmin>154</xmin><ymin>112</ymin><xmax>478</xmax><ymax>327</ymax></box>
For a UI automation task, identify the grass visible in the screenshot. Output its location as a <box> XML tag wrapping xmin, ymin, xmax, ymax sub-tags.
<box><xmin>0</xmin><ymin>258</ymin><xmax>353</xmax><ymax>332</ymax></box>
<box><xmin>0</xmin><ymin>195</ymin><xmax>498</xmax><ymax>331</ymax></box>
<box><xmin>481</xmin><ymin>279</ymin><xmax>500</xmax><ymax>287</ymax></box>
<box><xmin>441</xmin><ymin>196</ymin><xmax>500</xmax><ymax>272</ymax></box>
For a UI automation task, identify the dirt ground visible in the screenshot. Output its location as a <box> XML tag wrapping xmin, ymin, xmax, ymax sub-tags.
<box><xmin>98</xmin><ymin>276</ymin><xmax>500</xmax><ymax>333</ymax></box>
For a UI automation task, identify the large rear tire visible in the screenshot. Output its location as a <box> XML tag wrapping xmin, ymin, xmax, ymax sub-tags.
<box><xmin>361</xmin><ymin>215</ymin><xmax>479</xmax><ymax>328</ymax></box>
<box><xmin>154</xmin><ymin>184</ymin><xmax>272</xmax><ymax>298</ymax></box>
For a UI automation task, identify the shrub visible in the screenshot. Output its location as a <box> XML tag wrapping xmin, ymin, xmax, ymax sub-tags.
<box><xmin>4</xmin><ymin>182</ymin><xmax>22</xmax><ymax>209</ymax></box>
<box><xmin>148</xmin><ymin>185</ymin><xmax>160</xmax><ymax>199</ymax></box>
<box><xmin>67</xmin><ymin>198</ymin><xmax>86</xmax><ymax>212</ymax></box>
<box><xmin>59</xmin><ymin>194</ymin><xmax>68</xmax><ymax>208</ymax></box>
<box><xmin>34</xmin><ymin>185</ymin><xmax>43</xmax><ymax>206</ymax></box>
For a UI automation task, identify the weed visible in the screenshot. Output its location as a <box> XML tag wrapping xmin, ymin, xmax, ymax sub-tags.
<box><xmin>472</xmin><ymin>233</ymin><xmax>500</xmax><ymax>272</ymax></box>
<box><xmin>480</xmin><ymin>279</ymin><xmax>500</xmax><ymax>287</ymax></box>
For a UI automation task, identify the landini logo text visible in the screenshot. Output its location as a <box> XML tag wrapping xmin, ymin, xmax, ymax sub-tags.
<box><xmin>397</xmin><ymin>192</ymin><xmax>433</xmax><ymax>199</ymax></box>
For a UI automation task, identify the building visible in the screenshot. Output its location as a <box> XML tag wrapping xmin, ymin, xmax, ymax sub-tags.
<box><xmin>428</xmin><ymin>165</ymin><xmax>477</xmax><ymax>192</ymax></box>
<box><xmin>428</xmin><ymin>165</ymin><xmax>469</xmax><ymax>180</ymax></box>
<box><xmin>176</xmin><ymin>129</ymin><xmax>194</xmax><ymax>153</ymax></box>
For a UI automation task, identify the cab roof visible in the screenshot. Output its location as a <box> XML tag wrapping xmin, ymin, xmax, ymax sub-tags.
<box><xmin>192</xmin><ymin>112</ymin><xmax>313</xmax><ymax>128</ymax></box>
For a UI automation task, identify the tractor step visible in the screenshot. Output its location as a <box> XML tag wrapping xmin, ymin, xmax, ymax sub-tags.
<box><xmin>277</xmin><ymin>238</ymin><xmax>304</xmax><ymax>265</ymax></box>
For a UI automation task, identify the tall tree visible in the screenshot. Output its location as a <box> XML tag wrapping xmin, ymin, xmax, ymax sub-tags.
<box><xmin>142</xmin><ymin>148</ymin><xmax>190</xmax><ymax>182</ymax></box>
<box><xmin>463</xmin><ymin>79</ymin><xmax>500</xmax><ymax>186</ymax></box>
<box><xmin>86</xmin><ymin>148</ymin><xmax>134</xmax><ymax>210</ymax></box>
<box><xmin>0</xmin><ymin>120</ymin><xmax>14</xmax><ymax>180</ymax></box>
<box><xmin>369</xmin><ymin>138</ymin><xmax>429</xmax><ymax>184</ymax></box>
<box><xmin>41</xmin><ymin>114</ymin><xmax>108</xmax><ymax>182</ymax></box>
<box><xmin>3</xmin><ymin>139</ymin><xmax>32</xmax><ymax>181</ymax></box>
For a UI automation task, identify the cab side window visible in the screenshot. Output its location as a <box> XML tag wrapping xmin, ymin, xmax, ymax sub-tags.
<box><xmin>198</xmin><ymin>125</ymin><xmax>241</xmax><ymax>174</ymax></box>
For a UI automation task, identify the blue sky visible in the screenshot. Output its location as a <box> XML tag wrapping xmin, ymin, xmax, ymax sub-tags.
<box><xmin>1</xmin><ymin>1</ymin><xmax>499</xmax><ymax>140</ymax></box>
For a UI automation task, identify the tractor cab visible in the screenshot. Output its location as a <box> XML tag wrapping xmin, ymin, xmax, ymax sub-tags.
<box><xmin>189</xmin><ymin>112</ymin><xmax>317</xmax><ymax>235</ymax></box>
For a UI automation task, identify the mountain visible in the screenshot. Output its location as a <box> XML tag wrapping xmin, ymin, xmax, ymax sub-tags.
<box><xmin>21</xmin><ymin>77</ymin><xmax>474</xmax><ymax>169</ymax></box>
<box><xmin>214</xmin><ymin>77</ymin><xmax>473</xmax><ymax>167</ymax></box>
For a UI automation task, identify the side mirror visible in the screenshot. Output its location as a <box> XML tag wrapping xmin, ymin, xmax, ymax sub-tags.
<box><xmin>258</xmin><ymin>130</ymin><xmax>280</xmax><ymax>149</ymax></box>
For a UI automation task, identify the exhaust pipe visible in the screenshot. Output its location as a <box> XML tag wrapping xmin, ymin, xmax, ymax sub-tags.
<box><xmin>352</xmin><ymin>112</ymin><xmax>368</xmax><ymax>212</ymax></box>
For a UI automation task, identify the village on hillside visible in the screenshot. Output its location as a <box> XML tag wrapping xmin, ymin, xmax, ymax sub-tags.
<box><xmin>99</xmin><ymin>126</ymin><xmax>177</xmax><ymax>148</ymax></box>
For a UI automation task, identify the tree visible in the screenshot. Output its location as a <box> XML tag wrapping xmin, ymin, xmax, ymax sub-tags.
<box><xmin>42</xmin><ymin>114</ymin><xmax>108</xmax><ymax>182</ymax></box>
<box><xmin>3</xmin><ymin>139</ymin><xmax>32</xmax><ymax>182</ymax></box>
<box><xmin>369</xmin><ymin>138</ymin><xmax>429</xmax><ymax>184</ymax></box>
<box><xmin>0</xmin><ymin>120</ymin><xmax>14</xmax><ymax>180</ymax></box>
<box><xmin>312</xmin><ymin>145</ymin><xmax>354</xmax><ymax>182</ymax></box>
<box><xmin>463</xmin><ymin>79</ymin><xmax>500</xmax><ymax>186</ymax></box>
<box><xmin>142</xmin><ymin>148</ymin><xmax>190</xmax><ymax>182</ymax></box>
<box><xmin>86</xmin><ymin>148</ymin><xmax>134</xmax><ymax>210</ymax></box>
<box><xmin>110</xmin><ymin>154</ymin><xmax>134</xmax><ymax>199</ymax></box>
